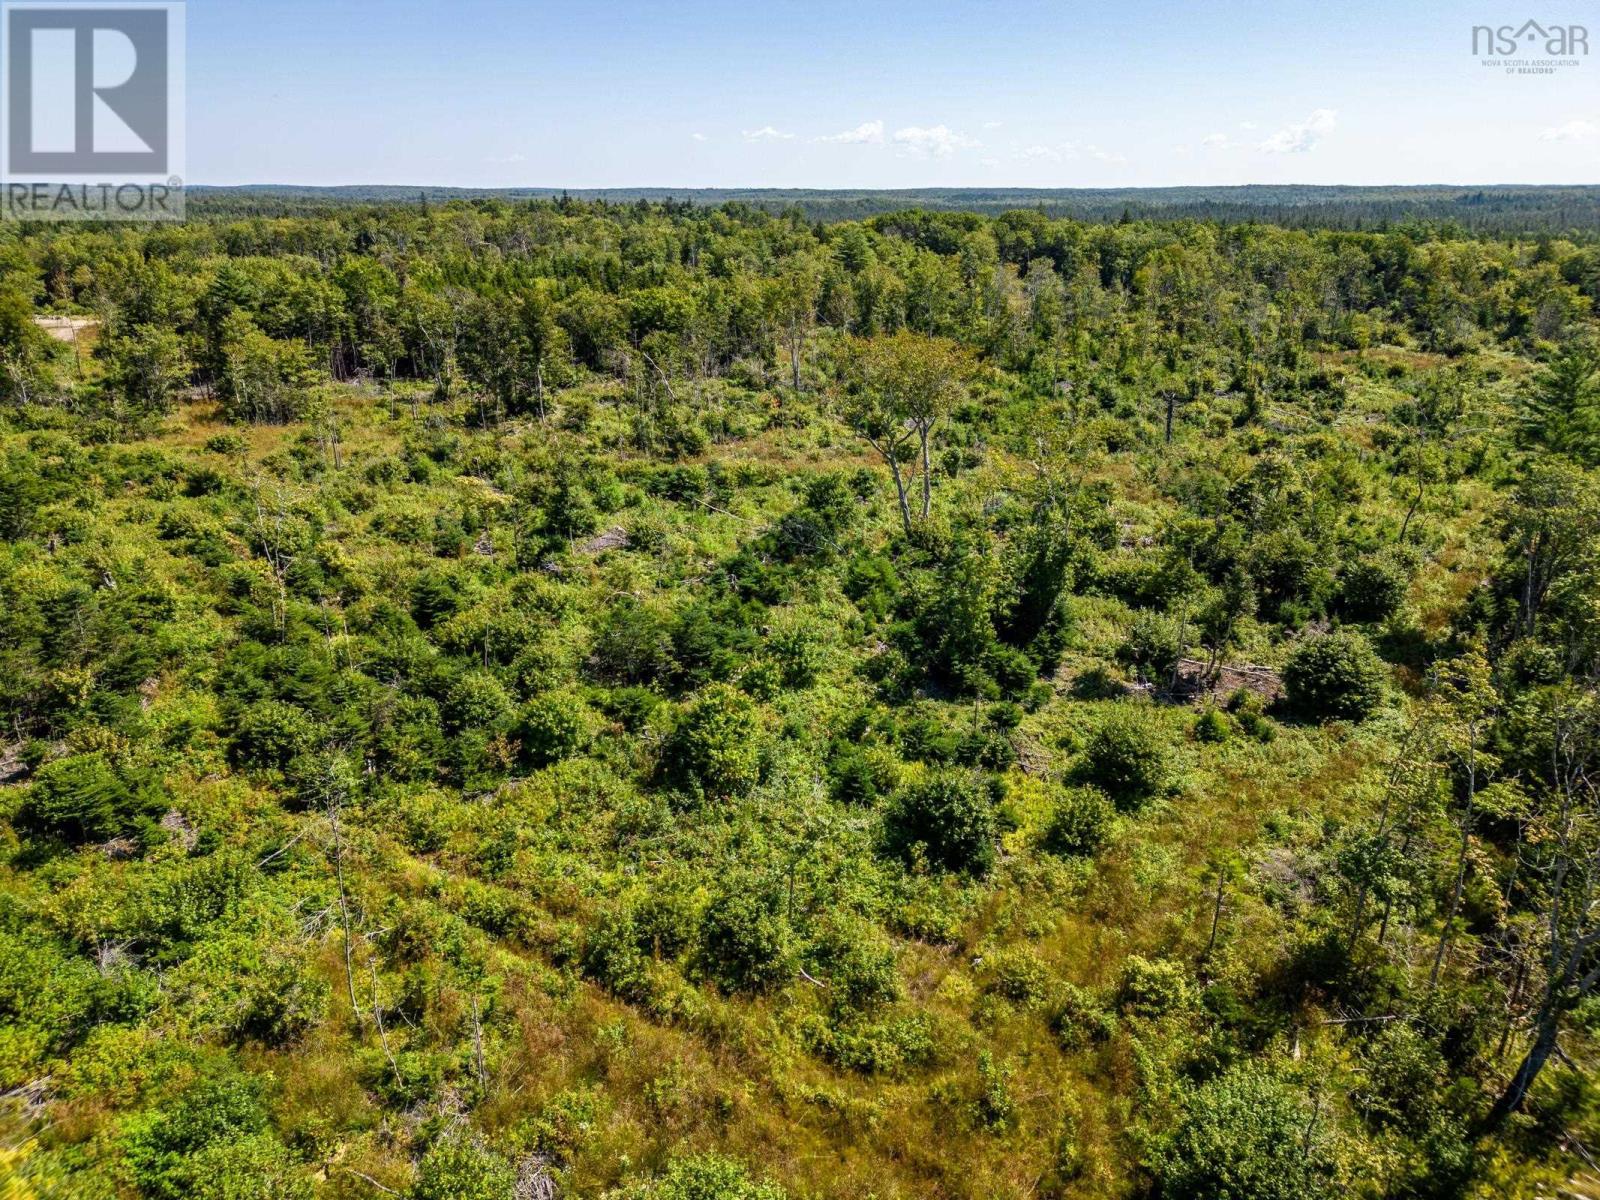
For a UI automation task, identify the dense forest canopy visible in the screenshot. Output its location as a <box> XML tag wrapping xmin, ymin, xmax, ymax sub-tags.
<box><xmin>184</xmin><ymin>184</ymin><xmax>1600</xmax><ymax>236</ymax></box>
<box><xmin>1</xmin><ymin>194</ymin><xmax>1600</xmax><ymax>1198</ymax></box>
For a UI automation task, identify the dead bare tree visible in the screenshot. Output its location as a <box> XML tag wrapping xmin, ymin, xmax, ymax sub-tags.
<box><xmin>1484</xmin><ymin>688</ymin><xmax>1600</xmax><ymax>1130</ymax></box>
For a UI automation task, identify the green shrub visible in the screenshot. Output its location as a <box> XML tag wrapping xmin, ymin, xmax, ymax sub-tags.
<box><xmin>800</xmin><ymin>1011</ymin><xmax>934</xmax><ymax>1076</ymax></box>
<box><xmin>1226</xmin><ymin>689</ymin><xmax>1277</xmax><ymax>742</ymax></box>
<box><xmin>518</xmin><ymin>693</ymin><xmax>589</xmax><ymax>766</ymax></box>
<box><xmin>614</xmin><ymin>1152</ymin><xmax>785</xmax><ymax>1200</ymax></box>
<box><xmin>807</xmin><ymin>914</ymin><xmax>900</xmax><ymax>1010</ymax></box>
<box><xmin>444</xmin><ymin>671</ymin><xmax>514</xmax><ymax>732</ymax></box>
<box><xmin>1118</xmin><ymin>955</ymin><xmax>1192</xmax><ymax>1017</ymax></box>
<box><xmin>738</xmin><ymin>658</ymin><xmax>783</xmax><ymax>700</ymax></box>
<box><xmin>972</xmin><ymin>1050</ymin><xmax>1016</xmax><ymax>1132</ymax></box>
<box><xmin>1339</xmin><ymin>555</ymin><xmax>1408</xmax><ymax>623</ymax></box>
<box><xmin>698</xmin><ymin>887</ymin><xmax>792</xmax><ymax>994</ymax></box>
<box><xmin>582</xmin><ymin>906</ymin><xmax>650</xmax><ymax>1002</ymax></box>
<box><xmin>120</xmin><ymin>1067</ymin><xmax>306</xmax><ymax>1200</ymax></box>
<box><xmin>1117</xmin><ymin>610</ymin><xmax>1182</xmax><ymax>684</ymax></box>
<box><xmin>175</xmin><ymin>1135</ymin><xmax>311</xmax><ymax>1200</ymax></box>
<box><xmin>1149</xmin><ymin>1066</ymin><xmax>1337</xmax><ymax>1200</ymax></box>
<box><xmin>1042</xmin><ymin>785</ymin><xmax>1113</xmax><ymax>857</ymax></box>
<box><xmin>410</xmin><ymin>1139</ymin><xmax>515</xmax><ymax>1200</ymax></box>
<box><xmin>1193</xmin><ymin>707</ymin><xmax>1232</xmax><ymax>744</ymax></box>
<box><xmin>26</xmin><ymin>752</ymin><xmax>163</xmax><ymax>843</ymax></box>
<box><xmin>662</xmin><ymin>684</ymin><xmax>762</xmax><ymax>800</ymax></box>
<box><xmin>410</xmin><ymin>570</ymin><xmax>464</xmax><ymax>629</ymax></box>
<box><xmin>634</xmin><ymin>884</ymin><xmax>700</xmax><ymax>959</ymax></box>
<box><xmin>528</xmin><ymin>1085</ymin><xmax>602</xmax><ymax>1166</ymax></box>
<box><xmin>827</xmin><ymin>743</ymin><xmax>900</xmax><ymax>807</ymax></box>
<box><xmin>767</xmin><ymin>621</ymin><xmax>825</xmax><ymax>689</ymax></box>
<box><xmin>907</xmin><ymin>549</ymin><xmax>1001</xmax><ymax>692</ymax></box>
<box><xmin>231</xmin><ymin>700</ymin><xmax>316</xmax><ymax>769</ymax></box>
<box><xmin>1078</xmin><ymin>712</ymin><xmax>1172</xmax><ymax>809</ymax></box>
<box><xmin>1051</xmin><ymin>984</ymin><xmax>1117</xmax><ymax>1049</ymax></box>
<box><xmin>1284</xmin><ymin>631</ymin><xmax>1386</xmax><ymax>723</ymax></box>
<box><xmin>986</xmin><ymin>946</ymin><xmax>1052</xmax><ymax>1005</ymax></box>
<box><xmin>987</xmin><ymin>644</ymin><xmax>1038</xmax><ymax>698</ymax></box>
<box><xmin>883</xmin><ymin>769</ymin><xmax>997</xmax><ymax>876</ymax></box>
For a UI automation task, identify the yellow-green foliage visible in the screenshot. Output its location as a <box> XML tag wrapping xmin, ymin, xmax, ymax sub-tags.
<box><xmin>0</xmin><ymin>198</ymin><xmax>1596</xmax><ymax>1200</ymax></box>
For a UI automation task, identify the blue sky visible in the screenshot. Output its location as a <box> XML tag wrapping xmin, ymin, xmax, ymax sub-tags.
<box><xmin>189</xmin><ymin>0</ymin><xmax>1599</xmax><ymax>187</ymax></box>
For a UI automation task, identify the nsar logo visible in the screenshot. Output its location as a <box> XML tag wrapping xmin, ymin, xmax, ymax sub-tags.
<box><xmin>1471</xmin><ymin>19</ymin><xmax>1588</xmax><ymax>75</ymax></box>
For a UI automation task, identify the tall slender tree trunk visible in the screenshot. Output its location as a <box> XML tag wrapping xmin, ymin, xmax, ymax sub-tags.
<box><xmin>788</xmin><ymin>322</ymin><xmax>802</xmax><ymax>392</ymax></box>
<box><xmin>887</xmin><ymin>455</ymin><xmax>913</xmax><ymax>537</ymax></box>
<box><xmin>329</xmin><ymin>794</ymin><xmax>361</xmax><ymax>1024</ymax></box>
<box><xmin>1428</xmin><ymin>820</ymin><xmax>1472</xmax><ymax>992</ymax></box>
<box><xmin>1485</xmin><ymin>1003</ymin><xmax>1562</xmax><ymax>1131</ymax></box>
<box><xmin>918</xmin><ymin>426</ymin><xmax>933</xmax><ymax>520</ymax></box>
<box><xmin>1203</xmin><ymin>873</ymin><xmax>1226</xmax><ymax>962</ymax></box>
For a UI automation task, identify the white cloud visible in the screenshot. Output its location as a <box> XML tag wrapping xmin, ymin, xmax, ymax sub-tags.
<box><xmin>816</xmin><ymin>119</ymin><xmax>884</xmax><ymax>144</ymax></box>
<box><xmin>892</xmin><ymin>124</ymin><xmax>980</xmax><ymax>157</ymax></box>
<box><xmin>1084</xmin><ymin>143</ymin><xmax>1127</xmax><ymax>165</ymax></box>
<box><xmin>484</xmin><ymin>152</ymin><xmax>526</xmax><ymax>165</ymax></box>
<box><xmin>691</xmin><ymin>132</ymin><xmax>708</xmax><ymax>142</ymax></box>
<box><xmin>1540</xmin><ymin>118</ymin><xmax>1598</xmax><ymax>142</ymax></box>
<box><xmin>1201</xmin><ymin>132</ymin><xmax>1232</xmax><ymax>149</ymax></box>
<box><xmin>982</xmin><ymin>120</ymin><xmax>1004</xmax><ymax>130</ymax></box>
<box><xmin>1259</xmin><ymin>108</ymin><xmax>1338</xmax><ymax>154</ymax></box>
<box><xmin>1012</xmin><ymin>140</ymin><xmax>1127</xmax><ymax>165</ymax></box>
<box><xmin>979</xmin><ymin>157</ymin><xmax>1000</xmax><ymax>167</ymax></box>
<box><xmin>1061</xmin><ymin>141</ymin><xmax>1127</xmax><ymax>165</ymax></box>
<box><xmin>1239</xmin><ymin>121</ymin><xmax>1259</xmax><ymax>131</ymax></box>
<box><xmin>742</xmin><ymin>126</ymin><xmax>794</xmax><ymax>142</ymax></box>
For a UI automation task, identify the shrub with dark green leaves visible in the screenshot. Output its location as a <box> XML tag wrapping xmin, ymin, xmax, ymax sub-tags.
<box><xmin>801</xmin><ymin>1011</ymin><xmax>935</xmax><ymax>1076</ymax></box>
<box><xmin>1149</xmin><ymin>1066</ymin><xmax>1336</xmax><ymax>1200</ymax></box>
<box><xmin>231</xmin><ymin>700</ymin><xmax>316</xmax><ymax>770</ymax></box>
<box><xmin>661</xmin><ymin>684</ymin><xmax>762</xmax><ymax>800</ymax></box>
<box><xmin>1117</xmin><ymin>610</ymin><xmax>1182</xmax><ymax>684</ymax></box>
<box><xmin>698</xmin><ymin>887</ymin><xmax>792</xmax><ymax>994</ymax></box>
<box><xmin>1077</xmin><ymin>712</ymin><xmax>1172</xmax><ymax>809</ymax></box>
<box><xmin>1339</xmin><ymin>555</ymin><xmax>1408</xmax><ymax>623</ymax></box>
<box><xmin>119</xmin><ymin>1068</ymin><xmax>307</xmax><ymax>1200</ymax></box>
<box><xmin>767</xmin><ymin>621</ymin><xmax>825</xmax><ymax>689</ymax></box>
<box><xmin>581</xmin><ymin>905</ymin><xmax>650</xmax><ymax>1002</ymax></box>
<box><xmin>972</xmin><ymin>1050</ymin><xmax>1016</xmax><ymax>1132</ymax></box>
<box><xmin>1284</xmin><ymin>630</ymin><xmax>1387</xmax><ymax>723</ymax></box>
<box><xmin>827</xmin><ymin>743</ymin><xmax>899</xmax><ymax>807</ymax></box>
<box><xmin>807</xmin><ymin>914</ymin><xmax>900</xmax><ymax>1010</ymax></box>
<box><xmin>443</xmin><ymin>670</ymin><xmax>514</xmax><ymax>732</ymax></box>
<box><xmin>410</xmin><ymin>569</ymin><xmax>464</xmax><ymax>629</ymax></box>
<box><xmin>906</xmin><ymin>548</ymin><xmax>1001</xmax><ymax>692</ymax></box>
<box><xmin>26</xmin><ymin>752</ymin><xmax>164</xmax><ymax>843</ymax></box>
<box><xmin>590</xmin><ymin>599</ymin><xmax>676</xmax><ymax>685</ymax></box>
<box><xmin>985</xmin><ymin>946</ymin><xmax>1052</xmax><ymax>1005</ymax></box>
<box><xmin>517</xmin><ymin>692</ymin><xmax>589</xmax><ymax>766</ymax></box>
<box><xmin>1042</xmin><ymin>785</ymin><xmax>1113</xmax><ymax>857</ymax></box>
<box><xmin>1193</xmin><ymin>707</ymin><xmax>1232</xmax><ymax>744</ymax></box>
<box><xmin>883</xmin><ymin>769</ymin><xmax>997</xmax><ymax>876</ymax></box>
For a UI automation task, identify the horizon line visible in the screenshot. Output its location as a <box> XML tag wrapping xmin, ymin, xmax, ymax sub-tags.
<box><xmin>185</xmin><ymin>181</ymin><xmax>1600</xmax><ymax>194</ymax></box>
